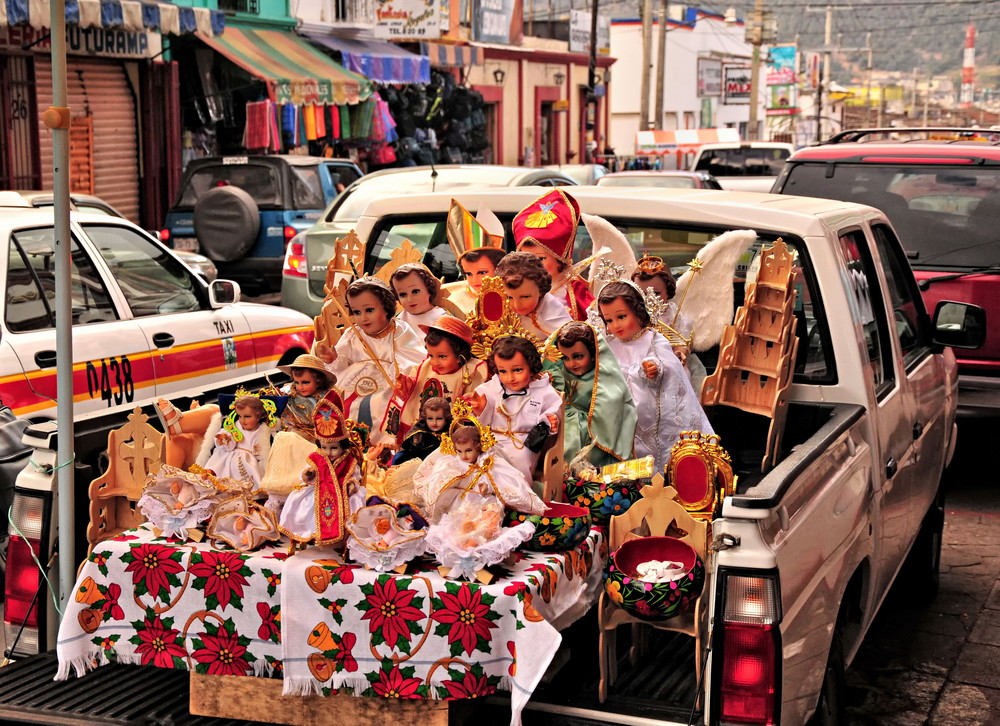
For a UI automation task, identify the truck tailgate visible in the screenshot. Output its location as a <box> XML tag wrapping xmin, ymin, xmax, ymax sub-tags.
<box><xmin>0</xmin><ymin>652</ymin><xmax>256</xmax><ymax>726</ymax></box>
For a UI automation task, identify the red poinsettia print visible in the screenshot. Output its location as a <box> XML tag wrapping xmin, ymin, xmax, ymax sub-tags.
<box><xmin>133</xmin><ymin>614</ymin><xmax>186</xmax><ymax>668</ymax></box>
<box><xmin>431</xmin><ymin>583</ymin><xmax>498</xmax><ymax>656</ymax></box>
<box><xmin>100</xmin><ymin>583</ymin><xmax>124</xmax><ymax>621</ymax></box>
<box><xmin>372</xmin><ymin>665</ymin><xmax>423</xmax><ymax>698</ymax></box>
<box><xmin>359</xmin><ymin>577</ymin><xmax>424</xmax><ymax>649</ymax></box>
<box><xmin>441</xmin><ymin>668</ymin><xmax>497</xmax><ymax>699</ymax></box>
<box><xmin>123</xmin><ymin>543</ymin><xmax>183</xmax><ymax>599</ymax></box>
<box><xmin>190</xmin><ymin>550</ymin><xmax>249</xmax><ymax>610</ymax></box>
<box><xmin>257</xmin><ymin>601</ymin><xmax>280</xmax><ymax>643</ymax></box>
<box><xmin>192</xmin><ymin>624</ymin><xmax>253</xmax><ymax>676</ymax></box>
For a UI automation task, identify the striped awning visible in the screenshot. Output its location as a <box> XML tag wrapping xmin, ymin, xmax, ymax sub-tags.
<box><xmin>0</xmin><ymin>0</ymin><xmax>225</xmax><ymax>36</ymax></box>
<box><xmin>420</xmin><ymin>41</ymin><xmax>481</xmax><ymax>68</ymax></box>
<box><xmin>200</xmin><ymin>26</ymin><xmax>373</xmax><ymax>106</ymax></box>
<box><xmin>305</xmin><ymin>34</ymin><xmax>430</xmax><ymax>85</ymax></box>
<box><xmin>635</xmin><ymin>128</ymin><xmax>741</xmax><ymax>154</ymax></box>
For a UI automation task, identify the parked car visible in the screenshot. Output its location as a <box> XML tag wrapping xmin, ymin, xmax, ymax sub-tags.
<box><xmin>281</xmin><ymin>165</ymin><xmax>578</xmax><ymax>317</ymax></box>
<box><xmin>6</xmin><ymin>190</ymin><xmax>218</xmax><ymax>281</ymax></box>
<box><xmin>161</xmin><ymin>155</ymin><xmax>364</xmax><ymax>295</ymax></box>
<box><xmin>543</xmin><ymin>163</ymin><xmax>611</xmax><ymax>185</ymax></box>
<box><xmin>4</xmin><ymin>186</ymin><xmax>983</xmax><ymax>726</ymax></box>
<box><xmin>772</xmin><ymin>127</ymin><xmax>1000</xmax><ymax>416</ymax></box>
<box><xmin>0</xmin><ymin>199</ymin><xmax>313</xmax><ymax>475</ymax></box>
<box><xmin>595</xmin><ymin>170</ymin><xmax>723</xmax><ymax>189</ymax></box>
<box><xmin>691</xmin><ymin>141</ymin><xmax>795</xmax><ymax>192</ymax></box>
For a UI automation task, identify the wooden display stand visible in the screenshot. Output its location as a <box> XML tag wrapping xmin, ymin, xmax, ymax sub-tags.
<box><xmin>189</xmin><ymin>671</ymin><xmax>470</xmax><ymax>726</ymax></box>
<box><xmin>86</xmin><ymin>407</ymin><xmax>162</xmax><ymax>549</ymax></box>
<box><xmin>597</xmin><ymin>476</ymin><xmax>710</xmax><ymax>703</ymax></box>
<box><xmin>700</xmin><ymin>238</ymin><xmax>799</xmax><ymax>472</ymax></box>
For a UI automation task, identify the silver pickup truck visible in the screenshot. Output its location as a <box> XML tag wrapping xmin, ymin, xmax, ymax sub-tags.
<box><xmin>1</xmin><ymin>187</ymin><xmax>983</xmax><ymax>726</ymax></box>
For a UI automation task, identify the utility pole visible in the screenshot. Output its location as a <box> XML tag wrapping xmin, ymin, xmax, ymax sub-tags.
<box><xmin>819</xmin><ymin>4</ymin><xmax>832</xmax><ymax>142</ymax></box>
<box><xmin>923</xmin><ymin>75</ymin><xmax>930</xmax><ymax>125</ymax></box>
<box><xmin>865</xmin><ymin>32</ymin><xmax>873</xmax><ymax>127</ymax></box>
<box><xmin>640</xmin><ymin>0</ymin><xmax>653</xmax><ymax>130</ymax></box>
<box><xmin>747</xmin><ymin>0</ymin><xmax>765</xmax><ymax>140</ymax></box>
<box><xmin>654</xmin><ymin>0</ymin><xmax>668</xmax><ymax>130</ymax></box>
<box><xmin>586</xmin><ymin>0</ymin><xmax>599</xmax><ymax>160</ymax></box>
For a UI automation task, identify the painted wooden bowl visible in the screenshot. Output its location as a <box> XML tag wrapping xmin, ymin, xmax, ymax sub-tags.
<box><xmin>603</xmin><ymin>536</ymin><xmax>704</xmax><ymax>621</ymax></box>
<box><xmin>506</xmin><ymin>502</ymin><xmax>592</xmax><ymax>552</ymax></box>
<box><xmin>563</xmin><ymin>474</ymin><xmax>646</xmax><ymax>526</ymax></box>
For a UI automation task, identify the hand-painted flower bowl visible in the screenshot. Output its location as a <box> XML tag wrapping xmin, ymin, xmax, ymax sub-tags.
<box><xmin>603</xmin><ymin>536</ymin><xmax>704</xmax><ymax>621</ymax></box>
<box><xmin>506</xmin><ymin>502</ymin><xmax>592</xmax><ymax>552</ymax></box>
<box><xmin>563</xmin><ymin>474</ymin><xmax>646</xmax><ymax>526</ymax></box>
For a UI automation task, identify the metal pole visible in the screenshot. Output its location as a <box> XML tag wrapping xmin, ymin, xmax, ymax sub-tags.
<box><xmin>654</xmin><ymin>0</ymin><xmax>668</xmax><ymax>130</ymax></box>
<box><xmin>47</xmin><ymin>0</ymin><xmax>76</xmax><ymax>613</ymax></box>
<box><xmin>923</xmin><ymin>75</ymin><xmax>930</xmax><ymax>125</ymax></box>
<box><xmin>640</xmin><ymin>0</ymin><xmax>653</xmax><ymax>131</ymax></box>
<box><xmin>587</xmin><ymin>0</ymin><xmax>599</xmax><ymax>161</ymax></box>
<box><xmin>865</xmin><ymin>32</ymin><xmax>873</xmax><ymax>127</ymax></box>
<box><xmin>747</xmin><ymin>0</ymin><xmax>764</xmax><ymax>140</ymax></box>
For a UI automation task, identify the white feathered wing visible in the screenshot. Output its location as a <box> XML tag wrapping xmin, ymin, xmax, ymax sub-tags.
<box><xmin>674</xmin><ymin>229</ymin><xmax>758</xmax><ymax>352</ymax></box>
<box><xmin>581</xmin><ymin>213</ymin><xmax>637</xmax><ymax>294</ymax></box>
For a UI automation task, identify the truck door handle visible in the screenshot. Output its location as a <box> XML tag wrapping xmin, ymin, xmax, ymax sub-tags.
<box><xmin>886</xmin><ymin>457</ymin><xmax>898</xmax><ymax>479</ymax></box>
<box><xmin>34</xmin><ymin>350</ymin><xmax>57</xmax><ymax>369</ymax></box>
<box><xmin>152</xmin><ymin>333</ymin><xmax>175</xmax><ymax>349</ymax></box>
<box><xmin>913</xmin><ymin>422</ymin><xmax>923</xmax><ymax>440</ymax></box>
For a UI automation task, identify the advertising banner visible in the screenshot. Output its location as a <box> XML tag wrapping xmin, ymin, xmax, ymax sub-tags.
<box><xmin>698</xmin><ymin>58</ymin><xmax>722</xmax><ymax>97</ymax></box>
<box><xmin>472</xmin><ymin>0</ymin><xmax>525</xmax><ymax>45</ymax></box>
<box><xmin>568</xmin><ymin>10</ymin><xmax>611</xmax><ymax>54</ymax></box>
<box><xmin>766</xmin><ymin>44</ymin><xmax>798</xmax><ymax>116</ymax></box>
<box><xmin>723</xmin><ymin>65</ymin><xmax>751</xmax><ymax>105</ymax></box>
<box><xmin>374</xmin><ymin>0</ymin><xmax>441</xmax><ymax>40</ymax></box>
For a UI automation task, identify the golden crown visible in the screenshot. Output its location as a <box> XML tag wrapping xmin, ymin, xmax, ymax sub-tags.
<box><xmin>440</xmin><ymin>398</ymin><xmax>496</xmax><ymax>455</ymax></box>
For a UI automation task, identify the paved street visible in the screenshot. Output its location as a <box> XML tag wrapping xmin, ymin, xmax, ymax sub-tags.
<box><xmin>846</xmin><ymin>420</ymin><xmax>1000</xmax><ymax>726</ymax></box>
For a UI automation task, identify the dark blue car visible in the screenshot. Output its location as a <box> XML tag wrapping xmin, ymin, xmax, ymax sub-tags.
<box><xmin>162</xmin><ymin>155</ymin><xmax>363</xmax><ymax>295</ymax></box>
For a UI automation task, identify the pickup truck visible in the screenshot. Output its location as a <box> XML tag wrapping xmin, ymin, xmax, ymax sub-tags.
<box><xmin>1</xmin><ymin>187</ymin><xmax>982</xmax><ymax>726</ymax></box>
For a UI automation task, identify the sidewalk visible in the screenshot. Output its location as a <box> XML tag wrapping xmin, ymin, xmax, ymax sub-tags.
<box><xmin>846</xmin><ymin>424</ymin><xmax>1000</xmax><ymax>726</ymax></box>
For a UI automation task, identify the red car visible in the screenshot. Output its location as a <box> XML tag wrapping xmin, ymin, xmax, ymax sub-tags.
<box><xmin>773</xmin><ymin>127</ymin><xmax>1000</xmax><ymax>416</ymax></box>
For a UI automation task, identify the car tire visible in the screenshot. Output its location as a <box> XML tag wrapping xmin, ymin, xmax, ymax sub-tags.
<box><xmin>193</xmin><ymin>186</ymin><xmax>260</xmax><ymax>262</ymax></box>
<box><xmin>898</xmin><ymin>487</ymin><xmax>944</xmax><ymax>601</ymax></box>
<box><xmin>807</xmin><ymin>622</ymin><xmax>846</xmax><ymax>726</ymax></box>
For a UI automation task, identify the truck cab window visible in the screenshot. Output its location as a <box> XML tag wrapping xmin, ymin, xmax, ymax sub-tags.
<box><xmin>871</xmin><ymin>224</ymin><xmax>932</xmax><ymax>369</ymax></box>
<box><xmin>7</xmin><ymin>229</ymin><xmax>117</xmax><ymax>332</ymax></box>
<box><xmin>838</xmin><ymin>229</ymin><xmax>895</xmax><ymax>395</ymax></box>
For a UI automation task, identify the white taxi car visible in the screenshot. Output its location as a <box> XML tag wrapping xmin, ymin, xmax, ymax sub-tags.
<box><xmin>0</xmin><ymin>198</ymin><xmax>314</xmax><ymax>424</ymax></box>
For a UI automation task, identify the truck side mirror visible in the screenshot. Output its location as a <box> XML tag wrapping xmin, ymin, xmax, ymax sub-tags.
<box><xmin>209</xmin><ymin>279</ymin><xmax>241</xmax><ymax>308</ymax></box>
<box><xmin>931</xmin><ymin>300</ymin><xmax>986</xmax><ymax>349</ymax></box>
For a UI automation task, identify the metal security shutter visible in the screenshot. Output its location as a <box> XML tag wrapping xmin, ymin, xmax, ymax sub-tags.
<box><xmin>36</xmin><ymin>57</ymin><xmax>139</xmax><ymax>222</ymax></box>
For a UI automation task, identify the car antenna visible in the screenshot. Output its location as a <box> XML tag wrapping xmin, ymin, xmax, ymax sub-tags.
<box><xmin>430</xmin><ymin>158</ymin><xmax>438</xmax><ymax>193</ymax></box>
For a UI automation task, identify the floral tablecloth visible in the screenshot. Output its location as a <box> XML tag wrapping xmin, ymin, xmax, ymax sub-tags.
<box><xmin>57</xmin><ymin>525</ymin><xmax>606</xmax><ymax>726</ymax></box>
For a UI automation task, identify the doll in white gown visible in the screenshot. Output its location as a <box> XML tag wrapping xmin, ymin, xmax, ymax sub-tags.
<box><xmin>390</xmin><ymin>262</ymin><xmax>448</xmax><ymax>330</ymax></box>
<box><xmin>597</xmin><ymin>281</ymin><xmax>713</xmax><ymax>475</ymax></box>
<box><xmin>494</xmin><ymin>252</ymin><xmax>572</xmax><ymax>343</ymax></box>
<box><xmin>328</xmin><ymin>277</ymin><xmax>425</xmax><ymax>446</ymax></box>
<box><xmin>204</xmin><ymin>395</ymin><xmax>276</xmax><ymax>490</ymax></box>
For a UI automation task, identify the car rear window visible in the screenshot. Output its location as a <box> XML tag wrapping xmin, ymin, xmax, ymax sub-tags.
<box><xmin>695</xmin><ymin>147</ymin><xmax>790</xmax><ymax>176</ymax></box>
<box><xmin>177</xmin><ymin>164</ymin><xmax>282</xmax><ymax>207</ymax></box>
<box><xmin>780</xmin><ymin>162</ymin><xmax>1000</xmax><ymax>268</ymax></box>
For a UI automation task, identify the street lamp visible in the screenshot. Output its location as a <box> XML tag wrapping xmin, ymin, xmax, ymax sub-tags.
<box><xmin>493</xmin><ymin>68</ymin><xmax>505</xmax><ymax>85</ymax></box>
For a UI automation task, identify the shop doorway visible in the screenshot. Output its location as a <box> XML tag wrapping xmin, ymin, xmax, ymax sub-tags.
<box><xmin>535</xmin><ymin>86</ymin><xmax>561</xmax><ymax>166</ymax></box>
<box><xmin>475</xmin><ymin>85</ymin><xmax>503</xmax><ymax>165</ymax></box>
<box><xmin>0</xmin><ymin>55</ymin><xmax>40</xmax><ymax>189</ymax></box>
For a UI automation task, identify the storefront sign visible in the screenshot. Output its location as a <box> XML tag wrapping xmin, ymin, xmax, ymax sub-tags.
<box><xmin>766</xmin><ymin>45</ymin><xmax>798</xmax><ymax>117</ymax></box>
<box><xmin>0</xmin><ymin>24</ymin><xmax>158</xmax><ymax>59</ymax></box>
<box><xmin>698</xmin><ymin>58</ymin><xmax>722</xmax><ymax>97</ymax></box>
<box><xmin>568</xmin><ymin>10</ymin><xmax>610</xmax><ymax>54</ymax></box>
<box><xmin>723</xmin><ymin>65</ymin><xmax>751</xmax><ymax>105</ymax></box>
<box><xmin>374</xmin><ymin>0</ymin><xmax>441</xmax><ymax>40</ymax></box>
<box><xmin>472</xmin><ymin>0</ymin><xmax>524</xmax><ymax>45</ymax></box>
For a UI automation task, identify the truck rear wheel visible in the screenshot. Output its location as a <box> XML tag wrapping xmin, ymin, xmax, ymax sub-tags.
<box><xmin>808</xmin><ymin>626</ymin><xmax>845</xmax><ymax>726</ymax></box>
<box><xmin>898</xmin><ymin>488</ymin><xmax>944</xmax><ymax>600</ymax></box>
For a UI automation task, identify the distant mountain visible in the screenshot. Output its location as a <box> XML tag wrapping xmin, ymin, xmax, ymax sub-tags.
<box><xmin>766</xmin><ymin>0</ymin><xmax>1000</xmax><ymax>85</ymax></box>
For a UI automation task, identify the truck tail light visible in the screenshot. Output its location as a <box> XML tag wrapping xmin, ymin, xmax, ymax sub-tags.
<box><xmin>282</xmin><ymin>233</ymin><xmax>308</xmax><ymax>278</ymax></box>
<box><xmin>284</xmin><ymin>226</ymin><xmax>297</xmax><ymax>243</ymax></box>
<box><xmin>159</xmin><ymin>228</ymin><xmax>171</xmax><ymax>243</ymax></box>
<box><xmin>4</xmin><ymin>490</ymin><xmax>52</xmax><ymax>658</ymax></box>
<box><xmin>715</xmin><ymin>572</ymin><xmax>782</xmax><ymax>726</ymax></box>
